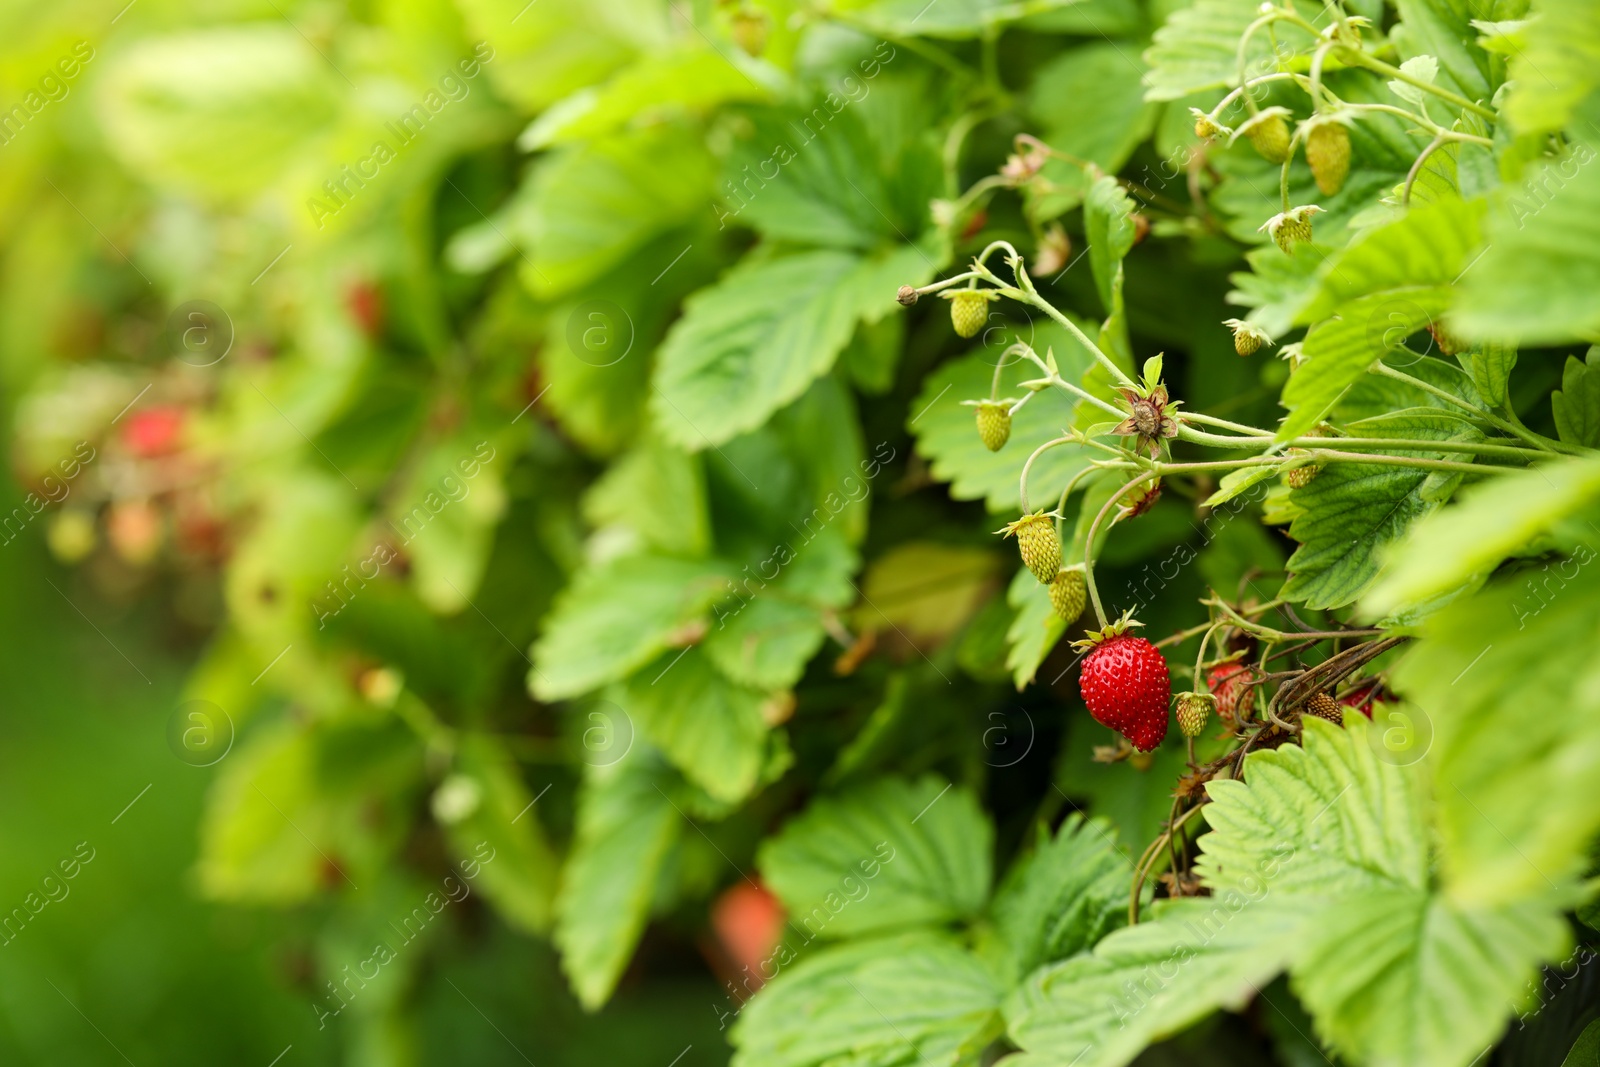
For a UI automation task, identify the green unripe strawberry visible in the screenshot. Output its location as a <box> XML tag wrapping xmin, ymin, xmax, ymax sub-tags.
<box><xmin>1288</xmin><ymin>463</ymin><xmax>1320</xmax><ymax>488</ymax></box>
<box><xmin>1242</xmin><ymin>109</ymin><xmax>1292</xmax><ymax>164</ymax></box>
<box><xmin>1000</xmin><ymin>512</ymin><xmax>1061</xmax><ymax>584</ymax></box>
<box><xmin>1306</xmin><ymin>121</ymin><xmax>1350</xmax><ymax>196</ymax></box>
<box><xmin>1176</xmin><ymin>691</ymin><xmax>1216</xmax><ymax>738</ymax></box>
<box><xmin>1223</xmin><ymin>319</ymin><xmax>1272</xmax><ymax>357</ymax></box>
<box><xmin>1048</xmin><ymin>566</ymin><xmax>1086</xmax><ymax>622</ymax></box>
<box><xmin>1260</xmin><ymin>205</ymin><xmax>1323</xmax><ymax>254</ymax></box>
<box><xmin>730</xmin><ymin>9</ymin><xmax>769</xmax><ymax>56</ymax></box>
<box><xmin>975</xmin><ymin>401</ymin><xmax>1011</xmax><ymax>451</ymax></box>
<box><xmin>947</xmin><ymin>290</ymin><xmax>995</xmax><ymax>339</ymax></box>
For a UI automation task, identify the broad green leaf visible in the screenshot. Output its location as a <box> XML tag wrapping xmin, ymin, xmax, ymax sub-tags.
<box><xmin>1277</xmin><ymin>287</ymin><xmax>1456</xmax><ymax>442</ymax></box>
<box><xmin>441</xmin><ymin>734</ymin><xmax>558</xmax><ymax>935</ymax></box>
<box><xmin>758</xmin><ymin>776</ymin><xmax>992</xmax><ymax>938</ymax></box>
<box><xmin>1281</xmin><ymin>411</ymin><xmax>1484</xmax><ymax>609</ymax></box>
<box><xmin>730</xmin><ymin>932</ymin><xmax>1005</xmax><ymax>1067</ymax></box>
<box><xmin>1005</xmin><ymin>899</ymin><xmax>1307</xmax><ymax>1067</ymax></box>
<box><xmin>653</xmin><ymin>244</ymin><xmax>936</xmax><ymax>449</ymax></box>
<box><xmin>1203</xmin><ymin>463</ymin><xmax>1284</xmax><ymax>508</ymax></box>
<box><xmin>616</xmin><ymin>648</ymin><xmax>771</xmax><ymax>804</ymax></box>
<box><xmin>1225</xmin><ymin>244</ymin><xmax>1325</xmax><ymax>337</ymax></box>
<box><xmin>1025</xmin><ymin>44</ymin><xmax>1156</xmax><ymax>218</ymax></box>
<box><xmin>554</xmin><ymin>759</ymin><xmax>681</xmax><ymax>1009</ymax></box>
<box><xmin>1393</xmin><ymin>561</ymin><xmax>1600</xmax><ymax>904</ymax></box>
<box><xmin>988</xmin><ymin>815</ymin><xmax>1132</xmax><ymax>983</ymax></box>
<box><xmin>1365</xmin><ymin>455</ymin><xmax>1600</xmax><ymax>615</ymax></box>
<box><xmin>582</xmin><ymin>436</ymin><xmax>712</xmax><ymax>557</ymax></box>
<box><xmin>1502</xmin><ymin>0</ymin><xmax>1600</xmax><ymax>135</ymax></box>
<box><xmin>1463</xmin><ymin>339</ymin><xmax>1518</xmax><ymax>411</ymax></box>
<box><xmin>1084</xmin><ymin>174</ymin><xmax>1137</xmax><ymax>363</ymax></box>
<box><xmin>1142</xmin><ymin>0</ymin><xmax>1315</xmax><ymax>100</ymax></box>
<box><xmin>529</xmin><ymin>553</ymin><xmax>731</xmax><ymax>700</ymax></box>
<box><xmin>853</xmin><ymin>541</ymin><xmax>1001</xmax><ymax>644</ymax></box>
<box><xmin>519</xmin><ymin>48</ymin><xmax>768</xmax><ymax>149</ymax></box>
<box><xmin>1553</xmin><ymin>347</ymin><xmax>1600</xmax><ymax>447</ymax></box>
<box><xmin>1455</xmin><ymin>142</ymin><xmax>1600</xmax><ymax>343</ymax></box>
<box><xmin>514</xmin><ymin>124</ymin><xmax>713</xmax><ymax>299</ymax></box>
<box><xmin>907</xmin><ymin>325</ymin><xmax>1096</xmax><ymax>511</ymax></box>
<box><xmin>1005</xmin><ymin>565</ymin><xmax>1067</xmax><ymax>690</ymax></box>
<box><xmin>1561</xmin><ymin>1018</ymin><xmax>1600</xmax><ymax>1067</ymax></box>
<box><xmin>97</xmin><ymin>27</ymin><xmax>340</xmax><ymax>201</ymax></box>
<box><xmin>840</xmin><ymin>313</ymin><xmax>905</xmax><ymax>395</ymax></box>
<box><xmin>722</xmin><ymin>101</ymin><xmax>940</xmax><ymax>248</ymax></box>
<box><xmin>1297</xmin><ymin>197</ymin><xmax>1486</xmax><ymax>323</ymax></box>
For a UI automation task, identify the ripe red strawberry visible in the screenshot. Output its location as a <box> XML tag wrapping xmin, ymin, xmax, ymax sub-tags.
<box><xmin>121</xmin><ymin>405</ymin><xmax>185</xmax><ymax>457</ymax></box>
<box><xmin>1206</xmin><ymin>661</ymin><xmax>1260</xmax><ymax>726</ymax></box>
<box><xmin>1338</xmin><ymin>678</ymin><xmax>1384</xmax><ymax>718</ymax></box>
<box><xmin>1076</xmin><ymin>623</ymin><xmax>1170</xmax><ymax>752</ymax></box>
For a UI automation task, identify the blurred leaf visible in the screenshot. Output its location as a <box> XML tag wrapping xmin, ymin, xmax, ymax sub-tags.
<box><xmin>1025</xmin><ymin>44</ymin><xmax>1156</xmax><ymax>218</ymax></box>
<box><xmin>520</xmin><ymin>47</ymin><xmax>769</xmax><ymax>149</ymax></box>
<box><xmin>854</xmin><ymin>541</ymin><xmax>1001</xmax><ymax>643</ymax></box>
<box><xmin>453</xmin><ymin>0</ymin><xmax>662</xmax><ymax>111</ymax></box>
<box><xmin>1393</xmin><ymin>562</ymin><xmax>1600</xmax><ymax>903</ymax></box>
<box><xmin>390</xmin><ymin>435</ymin><xmax>507</xmax><ymax>614</ymax></box>
<box><xmin>1297</xmin><ymin>197</ymin><xmax>1485</xmax><ymax>322</ymax></box>
<box><xmin>653</xmin><ymin>244</ymin><xmax>935</xmax><ymax>449</ymax></box>
<box><xmin>515</xmin><ymin>124</ymin><xmax>714</xmax><ymax>299</ymax></box>
<box><xmin>582</xmin><ymin>435</ymin><xmax>712</xmax><ymax>557</ymax></box>
<box><xmin>444</xmin><ymin>734</ymin><xmax>558</xmax><ymax>935</ymax></box>
<box><xmin>1502</xmin><ymin>0</ymin><xmax>1600</xmax><ymax>135</ymax></box>
<box><xmin>758</xmin><ymin>776</ymin><xmax>992</xmax><ymax>939</ymax></box>
<box><xmin>1282</xmin><ymin>410</ymin><xmax>1484</xmax><ymax>609</ymax></box>
<box><xmin>1456</xmin><ymin>143</ymin><xmax>1600</xmax><ymax>343</ymax></box>
<box><xmin>840</xmin><ymin>0</ymin><xmax>1106</xmax><ymax>39</ymax></box>
<box><xmin>529</xmin><ymin>554</ymin><xmax>731</xmax><ymax>701</ymax></box>
<box><xmin>617</xmin><ymin>648</ymin><xmax>772</xmax><ymax>804</ymax></box>
<box><xmin>97</xmin><ymin>26</ymin><xmax>340</xmax><ymax>200</ymax></box>
<box><xmin>1364</xmin><ymin>456</ymin><xmax>1600</xmax><ymax>616</ymax></box>
<box><xmin>1084</xmin><ymin>174</ymin><xmax>1137</xmax><ymax>364</ymax></box>
<box><xmin>730</xmin><ymin>932</ymin><xmax>1005</xmax><ymax>1067</ymax></box>
<box><xmin>988</xmin><ymin>815</ymin><xmax>1131</xmax><ymax>984</ymax></box>
<box><xmin>555</xmin><ymin>759</ymin><xmax>682</xmax><ymax>1010</ymax></box>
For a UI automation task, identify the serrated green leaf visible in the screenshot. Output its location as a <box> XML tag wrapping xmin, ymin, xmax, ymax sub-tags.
<box><xmin>1281</xmin><ymin>412</ymin><xmax>1484</xmax><ymax>609</ymax></box>
<box><xmin>907</xmin><ymin>326</ymin><xmax>1097</xmax><ymax>511</ymax></box>
<box><xmin>1393</xmin><ymin>560</ymin><xmax>1600</xmax><ymax>904</ymax></box>
<box><xmin>1085</xmin><ymin>174</ymin><xmax>1137</xmax><ymax>363</ymax></box>
<box><xmin>1553</xmin><ymin>346</ymin><xmax>1600</xmax><ymax>447</ymax></box>
<box><xmin>1365</xmin><ymin>456</ymin><xmax>1600</xmax><ymax>615</ymax></box>
<box><xmin>854</xmin><ymin>541</ymin><xmax>1001</xmax><ymax>643</ymax></box>
<box><xmin>615</xmin><ymin>648</ymin><xmax>771</xmax><ymax>804</ymax></box>
<box><xmin>654</xmin><ymin>244</ymin><xmax>936</xmax><ymax>449</ymax></box>
<box><xmin>730</xmin><ymin>932</ymin><xmax>1005</xmax><ymax>1067</ymax></box>
<box><xmin>1142</xmin><ymin>0</ymin><xmax>1315</xmax><ymax>100</ymax></box>
<box><xmin>1203</xmin><ymin>463</ymin><xmax>1284</xmax><ymax>508</ymax></box>
<box><xmin>758</xmin><ymin>775</ymin><xmax>992</xmax><ymax>938</ymax></box>
<box><xmin>1463</xmin><ymin>339</ymin><xmax>1518</xmax><ymax>410</ymax></box>
<box><xmin>1278</xmin><ymin>288</ymin><xmax>1456</xmax><ymax>443</ymax></box>
<box><xmin>530</xmin><ymin>554</ymin><xmax>731</xmax><ymax>700</ymax></box>
<box><xmin>554</xmin><ymin>759</ymin><xmax>681</xmax><ymax>1010</ymax></box>
<box><xmin>1393</xmin><ymin>0</ymin><xmax>1492</xmax><ymax>102</ymax></box>
<box><xmin>1005</xmin><ymin>565</ymin><xmax>1067</xmax><ymax>690</ymax></box>
<box><xmin>1456</xmin><ymin>143</ymin><xmax>1600</xmax><ymax>343</ymax></box>
<box><xmin>989</xmin><ymin>815</ymin><xmax>1132</xmax><ymax>983</ymax></box>
<box><xmin>842</xmin><ymin>0</ymin><xmax>1102</xmax><ymax>39</ymax></box>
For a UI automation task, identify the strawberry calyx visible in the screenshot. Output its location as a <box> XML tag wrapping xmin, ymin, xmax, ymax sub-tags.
<box><xmin>1070</xmin><ymin>612</ymin><xmax>1144</xmax><ymax>652</ymax></box>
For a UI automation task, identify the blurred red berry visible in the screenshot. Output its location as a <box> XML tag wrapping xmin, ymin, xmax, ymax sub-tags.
<box><xmin>121</xmin><ymin>405</ymin><xmax>185</xmax><ymax>458</ymax></box>
<box><xmin>711</xmin><ymin>881</ymin><xmax>785</xmax><ymax>983</ymax></box>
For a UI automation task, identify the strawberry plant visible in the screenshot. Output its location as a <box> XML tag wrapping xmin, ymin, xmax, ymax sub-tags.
<box><xmin>6</xmin><ymin>0</ymin><xmax>1600</xmax><ymax>1063</ymax></box>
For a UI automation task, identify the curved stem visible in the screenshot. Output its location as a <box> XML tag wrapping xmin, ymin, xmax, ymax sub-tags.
<box><xmin>1082</xmin><ymin>471</ymin><xmax>1160</xmax><ymax>626</ymax></box>
<box><xmin>1130</xmin><ymin>802</ymin><xmax>1209</xmax><ymax>925</ymax></box>
<box><xmin>1019</xmin><ymin>435</ymin><xmax>1074</xmax><ymax>514</ymax></box>
<box><xmin>1402</xmin><ymin>135</ymin><xmax>1447</xmax><ymax>206</ymax></box>
<box><xmin>1054</xmin><ymin>463</ymin><xmax>1102</xmax><ymax>541</ymax></box>
<box><xmin>1342</xmin><ymin>50</ymin><xmax>1498</xmax><ymax>122</ymax></box>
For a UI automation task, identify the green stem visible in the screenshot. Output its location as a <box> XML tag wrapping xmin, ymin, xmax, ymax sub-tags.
<box><xmin>1082</xmin><ymin>471</ymin><xmax>1160</xmax><ymax>627</ymax></box>
<box><xmin>1019</xmin><ymin>435</ymin><xmax>1073</xmax><ymax>513</ymax></box>
<box><xmin>1371</xmin><ymin>361</ymin><xmax>1578</xmax><ymax>454</ymax></box>
<box><xmin>1342</xmin><ymin>50</ymin><xmax>1498</xmax><ymax>122</ymax></box>
<box><xmin>1054</xmin><ymin>463</ymin><xmax>1103</xmax><ymax>541</ymax></box>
